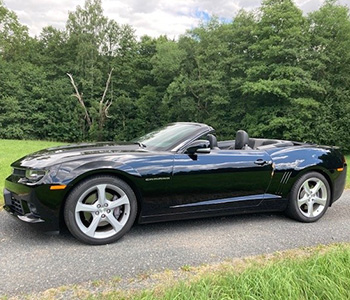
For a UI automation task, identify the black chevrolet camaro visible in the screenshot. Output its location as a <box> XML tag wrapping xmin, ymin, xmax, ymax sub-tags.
<box><xmin>3</xmin><ymin>122</ymin><xmax>347</xmax><ymax>245</ymax></box>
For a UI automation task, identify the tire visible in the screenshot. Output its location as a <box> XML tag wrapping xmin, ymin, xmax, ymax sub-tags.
<box><xmin>285</xmin><ymin>172</ymin><xmax>330</xmax><ymax>223</ymax></box>
<box><xmin>64</xmin><ymin>175</ymin><xmax>137</xmax><ymax>245</ymax></box>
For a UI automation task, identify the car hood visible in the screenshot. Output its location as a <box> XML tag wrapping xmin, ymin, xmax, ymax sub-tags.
<box><xmin>11</xmin><ymin>142</ymin><xmax>147</xmax><ymax>169</ymax></box>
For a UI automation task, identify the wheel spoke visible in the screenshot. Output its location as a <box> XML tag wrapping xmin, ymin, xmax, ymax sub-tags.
<box><xmin>97</xmin><ymin>184</ymin><xmax>107</xmax><ymax>206</ymax></box>
<box><xmin>84</xmin><ymin>214</ymin><xmax>101</xmax><ymax>237</ymax></box>
<box><xmin>76</xmin><ymin>202</ymin><xmax>98</xmax><ymax>213</ymax></box>
<box><xmin>108</xmin><ymin>195</ymin><xmax>129</xmax><ymax>209</ymax></box>
<box><xmin>105</xmin><ymin>214</ymin><xmax>123</xmax><ymax>232</ymax></box>
<box><xmin>314</xmin><ymin>196</ymin><xmax>327</xmax><ymax>206</ymax></box>
<box><xmin>302</xmin><ymin>181</ymin><xmax>311</xmax><ymax>195</ymax></box>
<box><xmin>311</xmin><ymin>180</ymin><xmax>324</xmax><ymax>195</ymax></box>
<box><xmin>298</xmin><ymin>195</ymin><xmax>308</xmax><ymax>207</ymax></box>
<box><xmin>307</xmin><ymin>202</ymin><xmax>314</xmax><ymax>217</ymax></box>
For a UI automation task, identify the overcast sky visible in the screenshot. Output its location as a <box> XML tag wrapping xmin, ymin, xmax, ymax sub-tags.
<box><xmin>3</xmin><ymin>0</ymin><xmax>350</xmax><ymax>38</ymax></box>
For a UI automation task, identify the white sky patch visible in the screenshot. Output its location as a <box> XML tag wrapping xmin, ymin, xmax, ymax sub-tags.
<box><xmin>295</xmin><ymin>0</ymin><xmax>324</xmax><ymax>12</ymax></box>
<box><xmin>131</xmin><ymin>10</ymin><xmax>197</xmax><ymax>39</ymax></box>
<box><xmin>3</xmin><ymin>0</ymin><xmax>350</xmax><ymax>38</ymax></box>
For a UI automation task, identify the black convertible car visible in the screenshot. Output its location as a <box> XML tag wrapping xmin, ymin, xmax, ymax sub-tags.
<box><xmin>3</xmin><ymin>122</ymin><xmax>347</xmax><ymax>245</ymax></box>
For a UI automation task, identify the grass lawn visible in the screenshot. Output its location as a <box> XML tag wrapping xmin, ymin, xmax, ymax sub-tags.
<box><xmin>0</xmin><ymin>139</ymin><xmax>63</xmax><ymax>206</ymax></box>
<box><xmin>13</xmin><ymin>243</ymin><xmax>350</xmax><ymax>299</ymax></box>
<box><xmin>125</xmin><ymin>244</ymin><xmax>350</xmax><ymax>300</ymax></box>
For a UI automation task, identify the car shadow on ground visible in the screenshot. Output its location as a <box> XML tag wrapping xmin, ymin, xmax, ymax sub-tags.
<box><xmin>131</xmin><ymin>211</ymin><xmax>290</xmax><ymax>235</ymax></box>
<box><xmin>1</xmin><ymin>210</ymin><xmax>291</xmax><ymax>246</ymax></box>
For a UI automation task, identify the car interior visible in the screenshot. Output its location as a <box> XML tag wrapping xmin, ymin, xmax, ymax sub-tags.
<box><xmin>209</xmin><ymin>130</ymin><xmax>294</xmax><ymax>151</ymax></box>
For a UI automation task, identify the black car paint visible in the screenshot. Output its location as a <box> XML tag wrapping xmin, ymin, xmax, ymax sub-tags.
<box><xmin>3</xmin><ymin>124</ymin><xmax>347</xmax><ymax>232</ymax></box>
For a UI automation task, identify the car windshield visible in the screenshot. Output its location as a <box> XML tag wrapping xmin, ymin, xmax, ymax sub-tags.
<box><xmin>133</xmin><ymin>123</ymin><xmax>205</xmax><ymax>151</ymax></box>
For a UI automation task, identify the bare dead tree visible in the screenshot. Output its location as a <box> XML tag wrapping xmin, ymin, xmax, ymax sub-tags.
<box><xmin>99</xmin><ymin>68</ymin><xmax>114</xmax><ymax>132</ymax></box>
<box><xmin>67</xmin><ymin>73</ymin><xmax>92</xmax><ymax>127</ymax></box>
<box><xmin>67</xmin><ymin>70</ymin><xmax>114</xmax><ymax>140</ymax></box>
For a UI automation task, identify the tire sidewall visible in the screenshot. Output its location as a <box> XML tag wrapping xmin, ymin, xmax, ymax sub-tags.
<box><xmin>64</xmin><ymin>176</ymin><xmax>137</xmax><ymax>245</ymax></box>
<box><xmin>287</xmin><ymin>172</ymin><xmax>331</xmax><ymax>223</ymax></box>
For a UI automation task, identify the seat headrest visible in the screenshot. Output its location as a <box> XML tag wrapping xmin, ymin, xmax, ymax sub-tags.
<box><xmin>235</xmin><ymin>130</ymin><xmax>249</xmax><ymax>149</ymax></box>
<box><xmin>207</xmin><ymin>134</ymin><xmax>219</xmax><ymax>149</ymax></box>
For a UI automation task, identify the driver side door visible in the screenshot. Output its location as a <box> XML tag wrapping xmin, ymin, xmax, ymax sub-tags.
<box><xmin>168</xmin><ymin>148</ymin><xmax>273</xmax><ymax>215</ymax></box>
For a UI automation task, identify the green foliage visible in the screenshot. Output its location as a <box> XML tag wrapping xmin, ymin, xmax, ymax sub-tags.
<box><xmin>0</xmin><ymin>96</ymin><xmax>24</xmax><ymax>138</ymax></box>
<box><xmin>0</xmin><ymin>1</ymin><xmax>30</xmax><ymax>60</ymax></box>
<box><xmin>0</xmin><ymin>0</ymin><xmax>350</xmax><ymax>150</ymax></box>
<box><xmin>151</xmin><ymin>38</ymin><xmax>184</xmax><ymax>87</ymax></box>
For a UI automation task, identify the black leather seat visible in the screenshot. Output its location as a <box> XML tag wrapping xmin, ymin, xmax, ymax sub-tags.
<box><xmin>235</xmin><ymin>130</ymin><xmax>249</xmax><ymax>150</ymax></box>
<box><xmin>207</xmin><ymin>134</ymin><xmax>219</xmax><ymax>150</ymax></box>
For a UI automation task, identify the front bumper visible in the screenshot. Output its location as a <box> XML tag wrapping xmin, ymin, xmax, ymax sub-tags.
<box><xmin>332</xmin><ymin>163</ymin><xmax>347</xmax><ymax>203</ymax></box>
<box><xmin>4</xmin><ymin>188</ymin><xmax>45</xmax><ymax>223</ymax></box>
<box><xmin>3</xmin><ymin>176</ymin><xmax>65</xmax><ymax>232</ymax></box>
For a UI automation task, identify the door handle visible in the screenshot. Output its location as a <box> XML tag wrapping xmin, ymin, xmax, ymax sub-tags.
<box><xmin>254</xmin><ymin>159</ymin><xmax>268</xmax><ymax>166</ymax></box>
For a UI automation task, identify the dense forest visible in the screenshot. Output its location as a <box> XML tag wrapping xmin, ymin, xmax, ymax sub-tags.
<box><xmin>1</xmin><ymin>0</ymin><xmax>350</xmax><ymax>150</ymax></box>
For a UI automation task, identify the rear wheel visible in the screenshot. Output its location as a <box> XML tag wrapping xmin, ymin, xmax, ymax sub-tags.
<box><xmin>285</xmin><ymin>172</ymin><xmax>330</xmax><ymax>222</ymax></box>
<box><xmin>64</xmin><ymin>176</ymin><xmax>137</xmax><ymax>245</ymax></box>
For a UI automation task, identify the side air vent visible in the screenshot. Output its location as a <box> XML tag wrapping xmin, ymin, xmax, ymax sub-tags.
<box><xmin>276</xmin><ymin>171</ymin><xmax>292</xmax><ymax>195</ymax></box>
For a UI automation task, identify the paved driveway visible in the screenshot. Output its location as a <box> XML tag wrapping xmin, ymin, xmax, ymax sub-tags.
<box><xmin>1</xmin><ymin>191</ymin><xmax>349</xmax><ymax>296</ymax></box>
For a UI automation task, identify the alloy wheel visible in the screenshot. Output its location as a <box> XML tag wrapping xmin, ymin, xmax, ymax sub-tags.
<box><xmin>74</xmin><ymin>183</ymin><xmax>131</xmax><ymax>239</ymax></box>
<box><xmin>297</xmin><ymin>177</ymin><xmax>327</xmax><ymax>218</ymax></box>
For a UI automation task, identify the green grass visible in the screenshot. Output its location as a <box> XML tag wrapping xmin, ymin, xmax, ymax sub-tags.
<box><xmin>17</xmin><ymin>244</ymin><xmax>350</xmax><ymax>299</ymax></box>
<box><xmin>98</xmin><ymin>244</ymin><xmax>350</xmax><ymax>300</ymax></box>
<box><xmin>0</xmin><ymin>139</ymin><xmax>63</xmax><ymax>206</ymax></box>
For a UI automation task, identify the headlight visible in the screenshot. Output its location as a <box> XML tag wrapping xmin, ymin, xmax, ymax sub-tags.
<box><xmin>25</xmin><ymin>169</ymin><xmax>48</xmax><ymax>182</ymax></box>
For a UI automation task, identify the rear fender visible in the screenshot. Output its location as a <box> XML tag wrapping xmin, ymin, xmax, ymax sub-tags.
<box><xmin>267</xmin><ymin>146</ymin><xmax>344</xmax><ymax>200</ymax></box>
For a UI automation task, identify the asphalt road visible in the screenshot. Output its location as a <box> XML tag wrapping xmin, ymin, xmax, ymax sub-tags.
<box><xmin>1</xmin><ymin>191</ymin><xmax>350</xmax><ymax>297</ymax></box>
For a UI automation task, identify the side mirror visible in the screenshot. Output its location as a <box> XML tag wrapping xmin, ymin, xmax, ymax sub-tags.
<box><xmin>185</xmin><ymin>140</ymin><xmax>210</xmax><ymax>154</ymax></box>
<box><xmin>196</xmin><ymin>148</ymin><xmax>211</xmax><ymax>154</ymax></box>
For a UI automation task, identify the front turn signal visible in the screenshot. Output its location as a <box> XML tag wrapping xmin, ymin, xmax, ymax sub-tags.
<box><xmin>50</xmin><ymin>185</ymin><xmax>67</xmax><ymax>190</ymax></box>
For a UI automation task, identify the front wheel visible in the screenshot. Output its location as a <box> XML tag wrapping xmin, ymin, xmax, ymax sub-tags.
<box><xmin>64</xmin><ymin>176</ymin><xmax>137</xmax><ymax>245</ymax></box>
<box><xmin>285</xmin><ymin>172</ymin><xmax>330</xmax><ymax>222</ymax></box>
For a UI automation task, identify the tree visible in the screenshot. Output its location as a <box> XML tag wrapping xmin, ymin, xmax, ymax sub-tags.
<box><xmin>163</xmin><ymin>19</ymin><xmax>232</xmax><ymax>127</ymax></box>
<box><xmin>241</xmin><ymin>0</ymin><xmax>323</xmax><ymax>140</ymax></box>
<box><xmin>0</xmin><ymin>96</ymin><xmax>24</xmax><ymax>138</ymax></box>
<box><xmin>308</xmin><ymin>0</ymin><xmax>350</xmax><ymax>150</ymax></box>
<box><xmin>1</xmin><ymin>0</ymin><xmax>350</xmax><ymax>150</ymax></box>
<box><xmin>67</xmin><ymin>69</ymin><xmax>114</xmax><ymax>140</ymax></box>
<box><xmin>0</xmin><ymin>0</ymin><xmax>30</xmax><ymax>60</ymax></box>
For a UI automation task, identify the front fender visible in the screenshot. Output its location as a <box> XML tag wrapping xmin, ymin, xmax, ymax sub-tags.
<box><xmin>54</xmin><ymin>160</ymin><xmax>141</xmax><ymax>185</ymax></box>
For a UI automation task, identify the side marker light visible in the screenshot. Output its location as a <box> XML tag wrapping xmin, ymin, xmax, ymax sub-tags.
<box><xmin>50</xmin><ymin>185</ymin><xmax>67</xmax><ymax>190</ymax></box>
